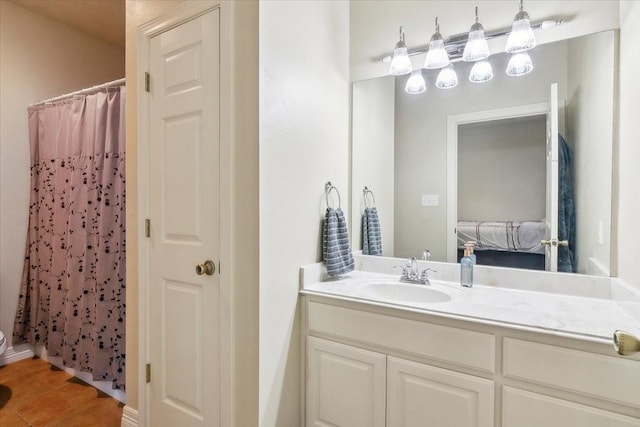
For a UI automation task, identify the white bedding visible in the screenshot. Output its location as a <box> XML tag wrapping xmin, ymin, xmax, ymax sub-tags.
<box><xmin>457</xmin><ymin>220</ymin><xmax>546</xmax><ymax>255</ymax></box>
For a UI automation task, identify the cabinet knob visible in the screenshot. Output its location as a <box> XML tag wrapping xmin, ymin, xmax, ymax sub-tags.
<box><xmin>613</xmin><ymin>330</ymin><xmax>640</xmax><ymax>356</ymax></box>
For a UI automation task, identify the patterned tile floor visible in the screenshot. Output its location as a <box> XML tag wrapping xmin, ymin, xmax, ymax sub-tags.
<box><xmin>0</xmin><ymin>357</ymin><xmax>123</xmax><ymax>426</ymax></box>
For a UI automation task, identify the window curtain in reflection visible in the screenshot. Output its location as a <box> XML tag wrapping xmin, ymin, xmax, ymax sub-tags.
<box><xmin>13</xmin><ymin>87</ymin><xmax>126</xmax><ymax>390</ymax></box>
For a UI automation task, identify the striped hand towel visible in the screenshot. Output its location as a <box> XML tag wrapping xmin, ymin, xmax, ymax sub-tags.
<box><xmin>362</xmin><ymin>207</ymin><xmax>382</xmax><ymax>256</ymax></box>
<box><xmin>323</xmin><ymin>207</ymin><xmax>355</xmax><ymax>277</ymax></box>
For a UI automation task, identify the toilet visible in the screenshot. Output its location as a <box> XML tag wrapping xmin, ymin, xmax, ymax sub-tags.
<box><xmin>0</xmin><ymin>330</ymin><xmax>7</xmax><ymax>355</ymax></box>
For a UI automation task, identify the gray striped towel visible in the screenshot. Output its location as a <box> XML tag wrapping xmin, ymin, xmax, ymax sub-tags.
<box><xmin>362</xmin><ymin>207</ymin><xmax>382</xmax><ymax>256</ymax></box>
<box><xmin>323</xmin><ymin>207</ymin><xmax>355</xmax><ymax>277</ymax></box>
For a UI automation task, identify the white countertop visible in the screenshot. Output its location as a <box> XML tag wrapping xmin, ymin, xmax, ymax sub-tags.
<box><xmin>300</xmin><ymin>267</ymin><xmax>640</xmax><ymax>344</ymax></box>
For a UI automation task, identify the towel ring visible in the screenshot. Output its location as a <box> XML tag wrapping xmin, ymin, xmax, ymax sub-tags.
<box><xmin>363</xmin><ymin>186</ymin><xmax>376</xmax><ymax>208</ymax></box>
<box><xmin>325</xmin><ymin>181</ymin><xmax>341</xmax><ymax>209</ymax></box>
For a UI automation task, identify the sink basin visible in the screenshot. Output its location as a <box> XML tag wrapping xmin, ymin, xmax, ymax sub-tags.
<box><xmin>360</xmin><ymin>282</ymin><xmax>451</xmax><ymax>304</ymax></box>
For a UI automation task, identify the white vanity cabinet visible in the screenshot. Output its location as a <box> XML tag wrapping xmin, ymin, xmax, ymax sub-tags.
<box><xmin>306</xmin><ymin>336</ymin><xmax>494</xmax><ymax>427</ymax></box>
<box><xmin>304</xmin><ymin>298</ymin><xmax>497</xmax><ymax>426</ymax></box>
<box><xmin>302</xmin><ymin>296</ymin><xmax>640</xmax><ymax>427</ymax></box>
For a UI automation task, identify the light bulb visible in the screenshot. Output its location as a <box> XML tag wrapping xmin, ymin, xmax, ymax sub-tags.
<box><xmin>405</xmin><ymin>70</ymin><xmax>426</xmax><ymax>94</ymax></box>
<box><xmin>506</xmin><ymin>52</ymin><xmax>533</xmax><ymax>76</ymax></box>
<box><xmin>462</xmin><ymin>7</ymin><xmax>490</xmax><ymax>62</ymax></box>
<box><xmin>469</xmin><ymin>60</ymin><xmax>494</xmax><ymax>83</ymax></box>
<box><xmin>425</xmin><ymin>39</ymin><xmax>450</xmax><ymax>69</ymax></box>
<box><xmin>389</xmin><ymin>26</ymin><xmax>412</xmax><ymax>76</ymax></box>
<box><xmin>505</xmin><ymin>1</ymin><xmax>536</xmax><ymax>53</ymax></box>
<box><xmin>436</xmin><ymin>64</ymin><xmax>458</xmax><ymax>89</ymax></box>
<box><xmin>424</xmin><ymin>18</ymin><xmax>450</xmax><ymax>69</ymax></box>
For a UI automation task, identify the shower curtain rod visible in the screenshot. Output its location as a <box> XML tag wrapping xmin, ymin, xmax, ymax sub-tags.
<box><xmin>30</xmin><ymin>78</ymin><xmax>125</xmax><ymax>107</ymax></box>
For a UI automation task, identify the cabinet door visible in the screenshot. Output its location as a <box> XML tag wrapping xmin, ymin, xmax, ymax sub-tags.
<box><xmin>503</xmin><ymin>387</ymin><xmax>640</xmax><ymax>427</ymax></box>
<box><xmin>387</xmin><ymin>357</ymin><xmax>494</xmax><ymax>427</ymax></box>
<box><xmin>306</xmin><ymin>337</ymin><xmax>386</xmax><ymax>427</ymax></box>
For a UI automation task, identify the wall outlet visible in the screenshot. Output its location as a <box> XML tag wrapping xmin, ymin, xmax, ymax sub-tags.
<box><xmin>421</xmin><ymin>194</ymin><xmax>439</xmax><ymax>207</ymax></box>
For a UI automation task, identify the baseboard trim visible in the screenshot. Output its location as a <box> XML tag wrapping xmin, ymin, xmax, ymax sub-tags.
<box><xmin>0</xmin><ymin>345</ymin><xmax>35</xmax><ymax>366</ymax></box>
<box><xmin>121</xmin><ymin>405</ymin><xmax>139</xmax><ymax>427</ymax></box>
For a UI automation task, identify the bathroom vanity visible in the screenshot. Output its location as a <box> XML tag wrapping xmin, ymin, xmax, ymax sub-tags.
<box><xmin>300</xmin><ymin>256</ymin><xmax>640</xmax><ymax>427</ymax></box>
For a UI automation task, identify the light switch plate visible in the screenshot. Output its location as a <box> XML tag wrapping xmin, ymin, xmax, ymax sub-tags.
<box><xmin>421</xmin><ymin>194</ymin><xmax>439</xmax><ymax>207</ymax></box>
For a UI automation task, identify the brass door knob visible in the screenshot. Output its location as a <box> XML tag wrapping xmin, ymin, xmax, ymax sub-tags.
<box><xmin>195</xmin><ymin>260</ymin><xmax>215</xmax><ymax>276</ymax></box>
<box><xmin>613</xmin><ymin>330</ymin><xmax>640</xmax><ymax>356</ymax></box>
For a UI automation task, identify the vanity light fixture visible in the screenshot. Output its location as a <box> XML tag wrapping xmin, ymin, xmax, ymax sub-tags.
<box><xmin>405</xmin><ymin>69</ymin><xmax>427</xmax><ymax>94</ymax></box>
<box><xmin>389</xmin><ymin>26</ymin><xmax>413</xmax><ymax>76</ymax></box>
<box><xmin>469</xmin><ymin>59</ymin><xmax>494</xmax><ymax>83</ymax></box>
<box><xmin>505</xmin><ymin>0</ymin><xmax>537</xmax><ymax>53</ymax></box>
<box><xmin>436</xmin><ymin>64</ymin><xmax>459</xmax><ymax>89</ymax></box>
<box><xmin>506</xmin><ymin>52</ymin><xmax>534</xmax><ymax>76</ymax></box>
<box><xmin>462</xmin><ymin>7</ymin><xmax>490</xmax><ymax>62</ymax></box>
<box><xmin>424</xmin><ymin>17</ymin><xmax>450</xmax><ymax>69</ymax></box>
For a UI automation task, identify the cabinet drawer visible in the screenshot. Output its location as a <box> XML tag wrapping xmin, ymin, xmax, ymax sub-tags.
<box><xmin>307</xmin><ymin>300</ymin><xmax>495</xmax><ymax>372</ymax></box>
<box><xmin>503</xmin><ymin>387</ymin><xmax>640</xmax><ymax>427</ymax></box>
<box><xmin>503</xmin><ymin>338</ymin><xmax>640</xmax><ymax>407</ymax></box>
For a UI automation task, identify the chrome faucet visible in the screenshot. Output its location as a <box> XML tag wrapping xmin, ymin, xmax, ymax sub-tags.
<box><xmin>394</xmin><ymin>254</ymin><xmax>435</xmax><ymax>285</ymax></box>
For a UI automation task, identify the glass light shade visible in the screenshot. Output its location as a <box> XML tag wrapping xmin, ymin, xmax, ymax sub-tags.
<box><xmin>469</xmin><ymin>60</ymin><xmax>494</xmax><ymax>83</ymax></box>
<box><xmin>425</xmin><ymin>39</ymin><xmax>450</xmax><ymax>69</ymax></box>
<box><xmin>506</xmin><ymin>52</ymin><xmax>534</xmax><ymax>76</ymax></box>
<box><xmin>389</xmin><ymin>46</ymin><xmax>412</xmax><ymax>75</ymax></box>
<box><xmin>505</xmin><ymin>19</ymin><xmax>536</xmax><ymax>53</ymax></box>
<box><xmin>436</xmin><ymin>64</ymin><xmax>458</xmax><ymax>89</ymax></box>
<box><xmin>405</xmin><ymin>70</ymin><xmax>426</xmax><ymax>94</ymax></box>
<box><xmin>462</xmin><ymin>29</ymin><xmax>490</xmax><ymax>62</ymax></box>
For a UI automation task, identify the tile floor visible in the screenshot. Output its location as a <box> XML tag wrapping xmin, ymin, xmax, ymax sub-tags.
<box><xmin>0</xmin><ymin>357</ymin><xmax>124</xmax><ymax>426</ymax></box>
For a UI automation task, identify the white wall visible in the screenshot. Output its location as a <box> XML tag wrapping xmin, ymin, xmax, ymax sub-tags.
<box><xmin>392</xmin><ymin>42</ymin><xmax>569</xmax><ymax>260</ymax></box>
<box><xmin>351</xmin><ymin>76</ymin><xmax>395</xmax><ymax>256</ymax></box>
<box><xmin>458</xmin><ymin>117</ymin><xmax>547</xmax><ymax>222</ymax></box>
<box><xmin>0</xmin><ymin>1</ymin><xmax>124</xmax><ymax>354</ymax></box>
<box><xmin>567</xmin><ymin>31</ymin><xmax>616</xmax><ymax>276</ymax></box>
<box><xmin>259</xmin><ymin>1</ymin><xmax>350</xmax><ymax>426</ymax></box>
<box><xmin>617</xmin><ymin>1</ymin><xmax>640</xmax><ymax>291</ymax></box>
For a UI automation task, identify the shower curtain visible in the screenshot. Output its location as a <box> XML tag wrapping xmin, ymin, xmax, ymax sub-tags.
<box><xmin>13</xmin><ymin>86</ymin><xmax>126</xmax><ymax>390</ymax></box>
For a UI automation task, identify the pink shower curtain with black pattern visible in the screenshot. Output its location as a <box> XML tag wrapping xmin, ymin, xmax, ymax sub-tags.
<box><xmin>13</xmin><ymin>86</ymin><xmax>126</xmax><ymax>390</ymax></box>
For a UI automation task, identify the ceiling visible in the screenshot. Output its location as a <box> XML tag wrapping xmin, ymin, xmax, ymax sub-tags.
<box><xmin>9</xmin><ymin>0</ymin><xmax>125</xmax><ymax>48</ymax></box>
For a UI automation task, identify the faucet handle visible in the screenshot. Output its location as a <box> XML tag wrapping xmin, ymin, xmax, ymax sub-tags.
<box><xmin>421</xmin><ymin>250</ymin><xmax>431</xmax><ymax>261</ymax></box>
<box><xmin>393</xmin><ymin>265</ymin><xmax>409</xmax><ymax>278</ymax></box>
<box><xmin>419</xmin><ymin>267</ymin><xmax>437</xmax><ymax>280</ymax></box>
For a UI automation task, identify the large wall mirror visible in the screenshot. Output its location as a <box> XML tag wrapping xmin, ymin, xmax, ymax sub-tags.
<box><xmin>352</xmin><ymin>30</ymin><xmax>617</xmax><ymax>276</ymax></box>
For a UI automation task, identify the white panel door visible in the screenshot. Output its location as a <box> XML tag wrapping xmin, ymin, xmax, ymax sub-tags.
<box><xmin>307</xmin><ymin>337</ymin><xmax>386</xmax><ymax>427</ymax></box>
<box><xmin>503</xmin><ymin>387</ymin><xmax>640</xmax><ymax>427</ymax></box>
<box><xmin>544</xmin><ymin>83</ymin><xmax>559</xmax><ymax>271</ymax></box>
<box><xmin>148</xmin><ymin>10</ymin><xmax>220</xmax><ymax>427</ymax></box>
<box><xmin>387</xmin><ymin>356</ymin><xmax>494</xmax><ymax>427</ymax></box>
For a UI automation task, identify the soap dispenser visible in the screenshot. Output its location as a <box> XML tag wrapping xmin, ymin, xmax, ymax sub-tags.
<box><xmin>460</xmin><ymin>248</ymin><xmax>473</xmax><ymax>288</ymax></box>
<box><xmin>464</xmin><ymin>241</ymin><xmax>477</xmax><ymax>265</ymax></box>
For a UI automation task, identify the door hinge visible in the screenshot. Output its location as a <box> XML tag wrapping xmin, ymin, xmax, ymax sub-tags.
<box><xmin>146</xmin><ymin>363</ymin><xmax>151</xmax><ymax>383</ymax></box>
<box><xmin>145</xmin><ymin>218</ymin><xmax>151</xmax><ymax>238</ymax></box>
<box><xmin>144</xmin><ymin>72</ymin><xmax>150</xmax><ymax>92</ymax></box>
